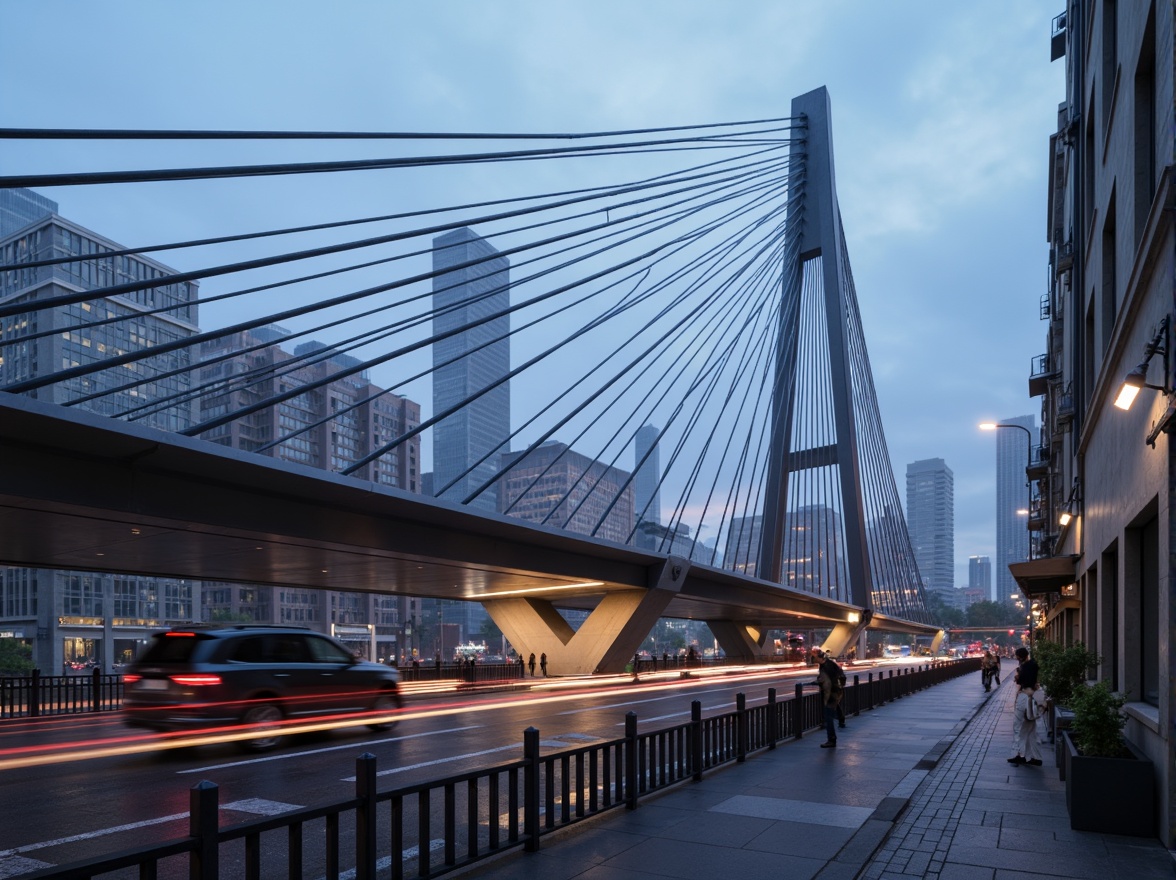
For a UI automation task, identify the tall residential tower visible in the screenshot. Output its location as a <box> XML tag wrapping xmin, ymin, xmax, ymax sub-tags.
<box><xmin>905</xmin><ymin>458</ymin><xmax>954</xmax><ymax>596</ymax></box>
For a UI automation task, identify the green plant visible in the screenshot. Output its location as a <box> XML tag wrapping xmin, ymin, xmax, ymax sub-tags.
<box><xmin>1035</xmin><ymin>640</ymin><xmax>1099</xmax><ymax>708</ymax></box>
<box><xmin>1068</xmin><ymin>680</ymin><xmax>1128</xmax><ymax>758</ymax></box>
<box><xmin>0</xmin><ymin>638</ymin><xmax>34</xmax><ymax>676</ymax></box>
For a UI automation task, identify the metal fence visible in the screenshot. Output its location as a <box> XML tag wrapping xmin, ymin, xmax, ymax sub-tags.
<box><xmin>0</xmin><ymin>668</ymin><xmax>123</xmax><ymax>718</ymax></box>
<box><xmin>18</xmin><ymin>658</ymin><xmax>979</xmax><ymax>880</ymax></box>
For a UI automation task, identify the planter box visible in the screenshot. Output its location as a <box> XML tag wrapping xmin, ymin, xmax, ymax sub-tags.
<box><xmin>1063</xmin><ymin>730</ymin><xmax>1154</xmax><ymax>836</ymax></box>
<box><xmin>1053</xmin><ymin>707</ymin><xmax>1074</xmax><ymax>781</ymax></box>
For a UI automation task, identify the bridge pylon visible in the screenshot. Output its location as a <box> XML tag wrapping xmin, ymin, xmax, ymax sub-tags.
<box><xmin>755</xmin><ymin>86</ymin><xmax>931</xmax><ymax>628</ymax></box>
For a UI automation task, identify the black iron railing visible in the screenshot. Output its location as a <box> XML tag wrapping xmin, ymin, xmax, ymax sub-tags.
<box><xmin>16</xmin><ymin>658</ymin><xmax>980</xmax><ymax>880</ymax></box>
<box><xmin>0</xmin><ymin>668</ymin><xmax>123</xmax><ymax>718</ymax></box>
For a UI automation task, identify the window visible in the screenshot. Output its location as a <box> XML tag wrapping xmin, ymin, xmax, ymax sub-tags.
<box><xmin>1127</xmin><ymin>516</ymin><xmax>1159</xmax><ymax>706</ymax></box>
<box><xmin>1100</xmin><ymin>190</ymin><xmax>1116</xmax><ymax>354</ymax></box>
<box><xmin>1132</xmin><ymin>3</ymin><xmax>1156</xmax><ymax>250</ymax></box>
<box><xmin>1101</xmin><ymin>0</ymin><xmax>1118</xmax><ymax>132</ymax></box>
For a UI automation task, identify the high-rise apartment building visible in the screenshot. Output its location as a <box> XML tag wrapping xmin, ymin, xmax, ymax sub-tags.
<box><xmin>905</xmin><ymin>458</ymin><xmax>955</xmax><ymax>596</ymax></box>
<box><xmin>197</xmin><ymin>326</ymin><xmax>421</xmax><ymax>658</ymax></box>
<box><xmin>993</xmin><ymin>415</ymin><xmax>1033</xmax><ymax>603</ymax></box>
<box><xmin>968</xmin><ymin>555</ymin><xmax>992</xmax><ymax>595</ymax></box>
<box><xmin>430</xmin><ymin>227</ymin><xmax>510</xmax><ymax>513</ymax></box>
<box><xmin>498</xmin><ymin>441</ymin><xmax>635</xmax><ymax>544</ymax></box>
<box><xmin>0</xmin><ymin>198</ymin><xmax>202</xmax><ymax>671</ymax></box>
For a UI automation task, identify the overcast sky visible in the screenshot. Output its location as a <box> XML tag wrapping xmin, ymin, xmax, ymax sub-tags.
<box><xmin>2</xmin><ymin>2</ymin><xmax>1063</xmax><ymax>588</ymax></box>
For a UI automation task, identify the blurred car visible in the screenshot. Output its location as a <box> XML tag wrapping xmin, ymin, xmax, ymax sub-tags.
<box><xmin>122</xmin><ymin>625</ymin><xmax>401</xmax><ymax>750</ymax></box>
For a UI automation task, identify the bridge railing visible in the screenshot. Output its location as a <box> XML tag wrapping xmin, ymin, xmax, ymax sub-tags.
<box><xmin>0</xmin><ymin>668</ymin><xmax>123</xmax><ymax>718</ymax></box>
<box><xmin>18</xmin><ymin>658</ymin><xmax>980</xmax><ymax>880</ymax></box>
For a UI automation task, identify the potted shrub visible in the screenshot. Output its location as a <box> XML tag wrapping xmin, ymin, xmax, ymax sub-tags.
<box><xmin>1062</xmin><ymin>681</ymin><xmax>1154</xmax><ymax>835</ymax></box>
<box><xmin>1034</xmin><ymin>640</ymin><xmax>1098</xmax><ymax>777</ymax></box>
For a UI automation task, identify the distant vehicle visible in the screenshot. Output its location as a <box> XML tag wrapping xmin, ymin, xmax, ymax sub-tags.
<box><xmin>122</xmin><ymin>625</ymin><xmax>402</xmax><ymax>751</ymax></box>
<box><xmin>774</xmin><ymin>634</ymin><xmax>807</xmax><ymax>662</ymax></box>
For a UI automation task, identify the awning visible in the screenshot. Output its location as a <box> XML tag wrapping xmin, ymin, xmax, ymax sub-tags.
<box><xmin>1044</xmin><ymin>598</ymin><xmax>1081</xmax><ymax>625</ymax></box>
<box><xmin>1009</xmin><ymin>555</ymin><xmax>1079</xmax><ymax>596</ymax></box>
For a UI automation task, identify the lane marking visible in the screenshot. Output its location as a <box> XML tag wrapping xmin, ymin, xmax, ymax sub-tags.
<box><xmin>178</xmin><ymin>725</ymin><xmax>481</xmax><ymax>774</ymax></box>
<box><xmin>221</xmin><ymin>798</ymin><xmax>302</xmax><ymax>816</ymax></box>
<box><xmin>343</xmin><ymin>743</ymin><xmax>519</xmax><ymax>781</ymax></box>
<box><xmin>622</xmin><ymin>698</ymin><xmax>770</xmax><ymax>725</ymax></box>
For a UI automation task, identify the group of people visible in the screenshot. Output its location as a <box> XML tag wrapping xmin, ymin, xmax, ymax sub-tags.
<box><xmin>811</xmin><ymin>642</ymin><xmax>1046</xmax><ymax>766</ymax></box>
<box><xmin>519</xmin><ymin>652</ymin><xmax>547</xmax><ymax>676</ymax></box>
<box><xmin>978</xmin><ymin>646</ymin><xmax>1046</xmax><ymax>766</ymax></box>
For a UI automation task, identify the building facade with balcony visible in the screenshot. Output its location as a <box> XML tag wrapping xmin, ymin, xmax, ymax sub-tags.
<box><xmin>1026</xmin><ymin>0</ymin><xmax>1176</xmax><ymax>844</ymax></box>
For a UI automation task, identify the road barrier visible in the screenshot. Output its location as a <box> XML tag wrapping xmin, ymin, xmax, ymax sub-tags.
<box><xmin>0</xmin><ymin>668</ymin><xmax>123</xmax><ymax>718</ymax></box>
<box><xmin>17</xmin><ymin>658</ymin><xmax>980</xmax><ymax>880</ymax></box>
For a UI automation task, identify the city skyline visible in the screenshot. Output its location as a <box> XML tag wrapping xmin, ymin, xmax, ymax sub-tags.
<box><xmin>0</xmin><ymin>3</ymin><xmax>1064</xmax><ymax>587</ymax></box>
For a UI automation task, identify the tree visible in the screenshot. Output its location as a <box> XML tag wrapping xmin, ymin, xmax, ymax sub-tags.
<box><xmin>966</xmin><ymin>600</ymin><xmax>1022</xmax><ymax>628</ymax></box>
<box><xmin>0</xmin><ymin>639</ymin><xmax>34</xmax><ymax>676</ymax></box>
<box><xmin>924</xmin><ymin>591</ymin><xmax>965</xmax><ymax>627</ymax></box>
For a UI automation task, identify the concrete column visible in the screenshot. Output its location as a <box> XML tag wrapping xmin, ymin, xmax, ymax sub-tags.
<box><xmin>482</xmin><ymin>557</ymin><xmax>688</xmax><ymax>674</ymax></box>
<box><xmin>705</xmin><ymin>621</ymin><xmax>769</xmax><ymax>662</ymax></box>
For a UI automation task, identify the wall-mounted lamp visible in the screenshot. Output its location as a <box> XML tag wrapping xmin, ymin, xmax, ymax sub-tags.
<box><xmin>1058</xmin><ymin>510</ymin><xmax>1073</xmax><ymax>527</ymax></box>
<box><xmin>1114</xmin><ymin>316</ymin><xmax>1170</xmax><ymax>410</ymax></box>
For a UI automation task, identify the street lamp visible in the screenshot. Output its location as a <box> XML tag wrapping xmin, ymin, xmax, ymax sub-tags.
<box><xmin>979</xmin><ymin>422</ymin><xmax>1034</xmax><ymax>555</ymax></box>
<box><xmin>981</xmin><ymin>421</ymin><xmax>1036</xmax><ymax>647</ymax></box>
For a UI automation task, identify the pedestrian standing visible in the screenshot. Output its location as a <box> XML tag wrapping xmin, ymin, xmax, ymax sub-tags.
<box><xmin>528</xmin><ymin>652</ymin><xmax>536</xmax><ymax>677</ymax></box>
<box><xmin>517</xmin><ymin>653</ymin><xmax>525</xmax><ymax>678</ymax></box>
<box><xmin>1008</xmin><ymin>646</ymin><xmax>1043</xmax><ymax>766</ymax></box>
<box><xmin>540</xmin><ymin>652</ymin><xmax>548</xmax><ymax>676</ymax></box>
<box><xmin>981</xmin><ymin>650</ymin><xmax>996</xmax><ymax>691</ymax></box>
<box><xmin>812</xmin><ymin>647</ymin><xmax>845</xmax><ymax>748</ymax></box>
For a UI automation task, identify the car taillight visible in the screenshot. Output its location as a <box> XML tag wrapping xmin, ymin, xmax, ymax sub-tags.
<box><xmin>123</xmin><ymin>674</ymin><xmax>141</xmax><ymax>683</ymax></box>
<box><xmin>170</xmin><ymin>674</ymin><xmax>222</xmax><ymax>686</ymax></box>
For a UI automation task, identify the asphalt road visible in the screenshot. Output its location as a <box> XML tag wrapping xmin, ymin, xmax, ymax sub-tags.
<box><xmin>0</xmin><ymin>659</ymin><xmax>916</xmax><ymax>878</ymax></box>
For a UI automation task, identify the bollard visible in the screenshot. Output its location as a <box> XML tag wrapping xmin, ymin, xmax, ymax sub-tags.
<box><xmin>624</xmin><ymin>712</ymin><xmax>639</xmax><ymax>810</ymax></box>
<box><xmin>189</xmin><ymin>780</ymin><xmax>219</xmax><ymax>880</ymax></box>
<box><xmin>523</xmin><ymin>727</ymin><xmax>540</xmax><ymax>851</ymax></box>
<box><xmin>355</xmin><ymin>753</ymin><xmax>377</xmax><ymax>880</ymax></box>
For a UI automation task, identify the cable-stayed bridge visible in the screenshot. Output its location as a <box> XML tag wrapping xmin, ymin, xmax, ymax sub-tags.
<box><xmin>0</xmin><ymin>87</ymin><xmax>938</xmax><ymax>673</ymax></box>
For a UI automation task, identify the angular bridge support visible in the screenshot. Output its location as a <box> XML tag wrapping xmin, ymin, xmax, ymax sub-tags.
<box><xmin>819</xmin><ymin>610</ymin><xmax>872</xmax><ymax>658</ymax></box>
<box><xmin>705</xmin><ymin>621</ymin><xmax>771</xmax><ymax>663</ymax></box>
<box><xmin>482</xmin><ymin>557</ymin><xmax>689</xmax><ymax>675</ymax></box>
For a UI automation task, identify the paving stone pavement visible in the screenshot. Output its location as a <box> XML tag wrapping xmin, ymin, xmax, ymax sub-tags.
<box><xmin>464</xmin><ymin>669</ymin><xmax>1176</xmax><ymax>880</ymax></box>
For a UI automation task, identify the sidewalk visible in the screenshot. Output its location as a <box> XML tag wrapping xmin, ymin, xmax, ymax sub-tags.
<box><xmin>469</xmin><ymin>670</ymin><xmax>1176</xmax><ymax>880</ymax></box>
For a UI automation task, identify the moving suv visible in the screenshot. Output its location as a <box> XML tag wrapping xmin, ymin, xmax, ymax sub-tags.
<box><xmin>122</xmin><ymin>625</ymin><xmax>402</xmax><ymax>750</ymax></box>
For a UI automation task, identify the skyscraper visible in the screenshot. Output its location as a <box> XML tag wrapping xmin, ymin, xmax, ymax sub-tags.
<box><xmin>0</xmin><ymin>188</ymin><xmax>57</xmax><ymax>238</ymax></box>
<box><xmin>431</xmin><ymin>227</ymin><xmax>510</xmax><ymax>513</ymax></box>
<box><xmin>968</xmin><ymin>555</ymin><xmax>992</xmax><ymax>594</ymax></box>
<box><xmin>905</xmin><ymin>458</ymin><xmax>954</xmax><ymax>596</ymax></box>
<box><xmin>994</xmin><ymin>415</ymin><xmax>1034</xmax><ymax>603</ymax></box>
<box><xmin>634</xmin><ymin>425</ymin><xmax>662</xmax><ymax>528</ymax></box>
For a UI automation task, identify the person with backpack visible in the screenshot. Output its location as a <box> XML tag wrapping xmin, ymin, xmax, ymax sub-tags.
<box><xmin>812</xmin><ymin>647</ymin><xmax>845</xmax><ymax>748</ymax></box>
